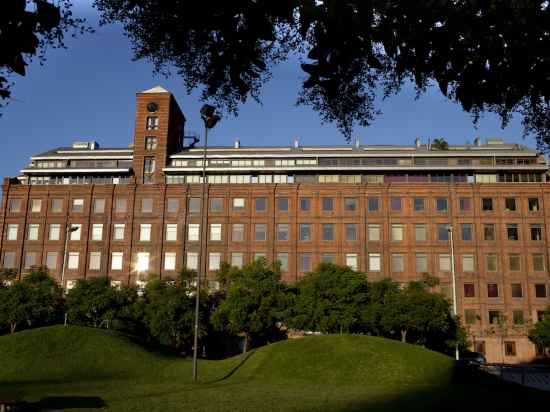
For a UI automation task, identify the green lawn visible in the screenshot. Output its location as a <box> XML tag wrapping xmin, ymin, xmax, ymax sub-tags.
<box><xmin>0</xmin><ymin>326</ymin><xmax>548</xmax><ymax>411</ymax></box>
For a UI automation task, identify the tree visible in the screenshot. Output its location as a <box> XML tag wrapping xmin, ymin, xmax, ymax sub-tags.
<box><xmin>0</xmin><ymin>266</ymin><xmax>63</xmax><ymax>334</ymax></box>
<box><xmin>288</xmin><ymin>263</ymin><xmax>369</xmax><ymax>334</ymax></box>
<box><xmin>94</xmin><ymin>1</ymin><xmax>550</xmax><ymax>149</ymax></box>
<box><xmin>212</xmin><ymin>259</ymin><xmax>290</xmax><ymax>352</ymax></box>
<box><xmin>528</xmin><ymin>310</ymin><xmax>550</xmax><ymax>358</ymax></box>
<box><xmin>0</xmin><ymin>1</ymin><xmax>90</xmax><ymax>111</ymax></box>
<box><xmin>431</xmin><ymin>138</ymin><xmax>449</xmax><ymax>151</ymax></box>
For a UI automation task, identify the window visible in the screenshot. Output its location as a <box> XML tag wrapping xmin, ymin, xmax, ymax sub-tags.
<box><xmin>475</xmin><ymin>341</ymin><xmax>486</xmax><ymax>355</ymax></box>
<box><xmin>299</xmin><ymin>198</ymin><xmax>311</xmax><ymax>211</ymax></box>
<box><xmin>507</xmin><ymin>224</ymin><xmax>519</xmax><ymax>241</ymax></box>
<box><xmin>531</xmin><ymin>224</ymin><xmax>543</xmax><ymax>241</ymax></box>
<box><xmin>390</xmin><ymin>197</ymin><xmax>402</xmax><ymax>212</ymax></box>
<box><xmin>436</xmin><ymin>197</ymin><xmax>448</xmax><ymax>212</ymax></box>
<box><xmin>93</xmin><ymin>198</ymin><xmax>105</xmax><ymax>214</ymax></box>
<box><xmin>141</xmin><ymin>198</ymin><xmax>153</xmax><ymax>213</ymax></box>
<box><xmin>146</xmin><ymin>116</ymin><xmax>159</xmax><ymax>130</ymax></box>
<box><xmin>300</xmin><ymin>253</ymin><xmax>312</xmax><ymax>272</ymax></box>
<box><xmin>299</xmin><ymin>224</ymin><xmax>311</xmax><ymax>241</ymax></box>
<box><xmin>391</xmin><ymin>224</ymin><xmax>404</xmax><ymax>241</ymax></box>
<box><xmin>528</xmin><ymin>198</ymin><xmax>540</xmax><ymax>212</ymax></box>
<box><xmin>115</xmin><ymin>198</ymin><xmax>127</xmax><ymax>213</ymax></box>
<box><xmin>167</xmin><ymin>198</ymin><xmax>179</xmax><ymax>213</ymax></box>
<box><xmin>414</xmin><ymin>224</ymin><xmax>427</xmax><ymax>242</ymax></box>
<box><xmin>489</xmin><ymin>310</ymin><xmax>502</xmax><ymax>325</ymax></box>
<box><xmin>136</xmin><ymin>252</ymin><xmax>150</xmax><ymax>272</ymax></box>
<box><xmin>210</xmin><ymin>223</ymin><xmax>222</xmax><ymax>241</ymax></box>
<box><xmin>277</xmin><ymin>224</ymin><xmax>289</xmax><ymax>241</ymax></box>
<box><xmin>483</xmin><ymin>224</ymin><xmax>495</xmax><ymax>241</ymax></box>
<box><xmin>277</xmin><ymin>253</ymin><xmax>289</xmax><ymax>272</ymax></box>
<box><xmin>464</xmin><ymin>283</ymin><xmax>475</xmax><ymax>298</ymax></box>
<box><xmin>210</xmin><ymin>198</ymin><xmax>223</xmax><ymax>212</ymax></box>
<box><xmin>91</xmin><ymin>224</ymin><xmax>103</xmax><ymax>241</ymax></box>
<box><xmin>6</xmin><ymin>224</ymin><xmax>18</xmax><ymax>241</ymax></box>
<box><xmin>68</xmin><ymin>252</ymin><xmax>79</xmax><ymax>270</ymax></box>
<box><xmin>188</xmin><ymin>198</ymin><xmax>201</xmax><ymax>213</ymax></box>
<box><xmin>505</xmin><ymin>198</ymin><xmax>516</xmax><ymax>211</ymax></box>
<box><xmin>482</xmin><ymin>198</ymin><xmax>493</xmax><ymax>211</ymax></box>
<box><xmin>368</xmin><ymin>197</ymin><xmax>379</xmax><ymax>212</ymax></box>
<box><xmin>233</xmin><ymin>198</ymin><xmax>245</xmax><ymax>211</ymax></box>
<box><xmin>46</xmin><ymin>252</ymin><xmax>58</xmax><ymax>270</ymax></box>
<box><xmin>487</xmin><ymin>283</ymin><xmax>499</xmax><ymax>298</ymax></box>
<box><xmin>51</xmin><ymin>199</ymin><xmax>63</xmax><ymax>213</ymax></box>
<box><xmin>345</xmin><ymin>224</ymin><xmax>357</xmax><ymax>241</ymax></box>
<box><xmin>30</xmin><ymin>199</ymin><xmax>42</xmax><ymax>213</ymax></box>
<box><xmin>322</xmin><ymin>224</ymin><xmax>334</xmax><ymax>241</ymax></box>
<box><xmin>437</xmin><ymin>224</ymin><xmax>450</xmax><ymax>241</ymax></box>
<box><xmin>140</xmin><ymin>224</ymin><xmax>152</xmax><ymax>242</ymax></box>
<box><xmin>413</xmin><ymin>197</ymin><xmax>424</xmax><ymax>212</ymax></box>
<box><xmin>8</xmin><ymin>199</ymin><xmax>21</xmax><ymax>213</ymax></box>
<box><xmin>464</xmin><ymin>309</ymin><xmax>477</xmax><ymax>325</ymax></box>
<box><xmin>164</xmin><ymin>252</ymin><xmax>176</xmax><ymax>271</ymax></box>
<box><xmin>509</xmin><ymin>254</ymin><xmax>521</xmax><ymax>271</ymax></box>
<box><xmin>27</xmin><ymin>224</ymin><xmax>39</xmax><ymax>241</ymax></box>
<box><xmin>486</xmin><ymin>254</ymin><xmax>497</xmax><ymax>272</ymax></box>
<box><xmin>186</xmin><ymin>252</ymin><xmax>198</xmax><ymax>270</ymax></box>
<box><xmin>459</xmin><ymin>197</ymin><xmax>471</xmax><ymax>212</ymax></box>
<box><xmin>70</xmin><ymin>224</ymin><xmax>82</xmax><ymax>241</ymax></box>
<box><xmin>232</xmin><ymin>224</ymin><xmax>245</xmax><ymax>242</ymax></box>
<box><xmin>89</xmin><ymin>252</ymin><xmax>101</xmax><ymax>271</ymax></box>
<box><xmin>254</xmin><ymin>252</ymin><xmax>266</xmax><ymax>261</ymax></box>
<box><xmin>533</xmin><ymin>254</ymin><xmax>545</xmax><ymax>271</ymax></box>
<box><xmin>255</xmin><ymin>197</ymin><xmax>266</xmax><ymax>212</ymax></box>
<box><xmin>368</xmin><ymin>224</ymin><xmax>381</xmax><ymax>241</ymax></box>
<box><xmin>255</xmin><ymin>224</ymin><xmax>267</xmax><ymax>241</ymax></box>
<box><xmin>344</xmin><ymin>198</ymin><xmax>357</xmax><ymax>211</ymax></box>
<box><xmin>322</xmin><ymin>197</ymin><xmax>333</xmax><ymax>211</ymax></box>
<box><xmin>322</xmin><ymin>253</ymin><xmax>335</xmax><ymax>264</ymax></box>
<box><xmin>346</xmin><ymin>253</ymin><xmax>358</xmax><ymax>271</ymax></box>
<box><xmin>511</xmin><ymin>283</ymin><xmax>523</xmax><ymax>298</ymax></box>
<box><xmin>391</xmin><ymin>254</ymin><xmax>404</xmax><ymax>272</ymax></box>
<box><xmin>166</xmin><ymin>224</ymin><xmax>178</xmax><ymax>241</ymax></box>
<box><xmin>504</xmin><ymin>341</ymin><xmax>517</xmax><ymax>357</ymax></box>
<box><xmin>416</xmin><ymin>254</ymin><xmax>428</xmax><ymax>272</ymax></box>
<box><xmin>462</xmin><ymin>255</ymin><xmax>474</xmax><ymax>272</ymax></box>
<box><xmin>145</xmin><ymin>136</ymin><xmax>157</xmax><ymax>150</ymax></box>
<box><xmin>188</xmin><ymin>224</ymin><xmax>200</xmax><ymax>241</ymax></box>
<box><xmin>231</xmin><ymin>252</ymin><xmax>244</xmax><ymax>268</ymax></box>
<box><xmin>277</xmin><ymin>198</ymin><xmax>289</xmax><ymax>211</ymax></box>
<box><xmin>535</xmin><ymin>284</ymin><xmax>547</xmax><ymax>298</ymax></box>
<box><xmin>461</xmin><ymin>224</ymin><xmax>473</xmax><ymax>241</ymax></box>
<box><xmin>113</xmin><ymin>224</ymin><xmax>125</xmax><ymax>241</ymax></box>
<box><xmin>2</xmin><ymin>252</ymin><xmax>15</xmax><ymax>268</ymax></box>
<box><xmin>369</xmin><ymin>253</ymin><xmax>381</xmax><ymax>271</ymax></box>
<box><xmin>24</xmin><ymin>252</ymin><xmax>37</xmax><ymax>269</ymax></box>
<box><xmin>72</xmin><ymin>199</ymin><xmax>84</xmax><ymax>213</ymax></box>
<box><xmin>111</xmin><ymin>252</ymin><xmax>123</xmax><ymax>271</ymax></box>
<box><xmin>439</xmin><ymin>254</ymin><xmax>451</xmax><ymax>272</ymax></box>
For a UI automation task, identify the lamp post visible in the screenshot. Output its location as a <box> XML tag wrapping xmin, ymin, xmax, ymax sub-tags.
<box><xmin>61</xmin><ymin>223</ymin><xmax>79</xmax><ymax>287</ymax></box>
<box><xmin>192</xmin><ymin>104</ymin><xmax>221</xmax><ymax>383</ymax></box>
<box><xmin>448</xmin><ymin>225</ymin><xmax>460</xmax><ymax>361</ymax></box>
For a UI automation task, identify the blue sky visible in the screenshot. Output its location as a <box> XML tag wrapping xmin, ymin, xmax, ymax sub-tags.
<box><xmin>0</xmin><ymin>1</ymin><xmax>534</xmax><ymax>180</ymax></box>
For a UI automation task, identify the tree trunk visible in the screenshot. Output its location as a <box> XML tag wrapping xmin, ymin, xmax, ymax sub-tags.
<box><xmin>243</xmin><ymin>333</ymin><xmax>250</xmax><ymax>354</ymax></box>
<box><xmin>10</xmin><ymin>322</ymin><xmax>17</xmax><ymax>334</ymax></box>
<box><xmin>401</xmin><ymin>329</ymin><xmax>407</xmax><ymax>343</ymax></box>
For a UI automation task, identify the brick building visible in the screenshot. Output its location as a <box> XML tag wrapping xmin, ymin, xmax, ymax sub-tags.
<box><xmin>1</xmin><ymin>86</ymin><xmax>550</xmax><ymax>363</ymax></box>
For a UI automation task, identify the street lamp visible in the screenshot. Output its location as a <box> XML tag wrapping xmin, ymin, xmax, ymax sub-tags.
<box><xmin>61</xmin><ymin>223</ymin><xmax>79</xmax><ymax>287</ymax></box>
<box><xmin>448</xmin><ymin>225</ymin><xmax>460</xmax><ymax>361</ymax></box>
<box><xmin>192</xmin><ymin>104</ymin><xmax>221</xmax><ymax>383</ymax></box>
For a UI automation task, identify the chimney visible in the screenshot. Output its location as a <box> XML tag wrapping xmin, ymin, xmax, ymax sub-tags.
<box><xmin>415</xmin><ymin>137</ymin><xmax>421</xmax><ymax>148</ymax></box>
<box><xmin>474</xmin><ymin>137</ymin><xmax>481</xmax><ymax>147</ymax></box>
<box><xmin>355</xmin><ymin>137</ymin><xmax>361</xmax><ymax>149</ymax></box>
<box><xmin>234</xmin><ymin>138</ymin><xmax>240</xmax><ymax>149</ymax></box>
<box><xmin>293</xmin><ymin>138</ymin><xmax>300</xmax><ymax>149</ymax></box>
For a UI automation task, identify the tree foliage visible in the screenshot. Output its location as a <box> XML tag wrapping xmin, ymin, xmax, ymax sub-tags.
<box><xmin>529</xmin><ymin>309</ymin><xmax>550</xmax><ymax>357</ymax></box>
<box><xmin>94</xmin><ymin>0</ymin><xmax>550</xmax><ymax>149</ymax></box>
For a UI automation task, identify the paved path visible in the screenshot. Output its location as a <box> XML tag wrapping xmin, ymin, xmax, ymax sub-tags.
<box><xmin>485</xmin><ymin>365</ymin><xmax>550</xmax><ymax>391</ymax></box>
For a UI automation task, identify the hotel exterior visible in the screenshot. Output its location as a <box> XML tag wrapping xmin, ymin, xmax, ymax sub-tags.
<box><xmin>1</xmin><ymin>86</ymin><xmax>550</xmax><ymax>363</ymax></box>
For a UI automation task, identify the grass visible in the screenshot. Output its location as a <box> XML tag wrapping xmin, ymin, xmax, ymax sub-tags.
<box><xmin>0</xmin><ymin>326</ymin><xmax>548</xmax><ymax>411</ymax></box>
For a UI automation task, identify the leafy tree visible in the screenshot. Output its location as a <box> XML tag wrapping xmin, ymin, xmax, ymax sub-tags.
<box><xmin>432</xmin><ymin>138</ymin><xmax>449</xmax><ymax>151</ymax></box>
<box><xmin>362</xmin><ymin>278</ymin><xmax>400</xmax><ymax>336</ymax></box>
<box><xmin>0</xmin><ymin>266</ymin><xmax>63</xmax><ymax>334</ymax></box>
<box><xmin>288</xmin><ymin>263</ymin><xmax>369</xmax><ymax>334</ymax></box>
<box><xmin>1</xmin><ymin>1</ymin><xmax>90</xmax><ymax>111</ymax></box>
<box><xmin>212</xmin><ymin>259</ymin><xmax>290</xmax><ymax>352</ymax></box>
<box><xmin>94</xmin><ymin>1</ymin><xmax>550</xmax><ymax>148</ymax></box>
<box><xmin>528</xmin><ymin>309</ymin><xmax>550</xmax><ymax>358</ymax></box>
<box><xmin>65</xmin><ymin>276</ymin><xmax>137</xmax><ymax>329</ymax></box>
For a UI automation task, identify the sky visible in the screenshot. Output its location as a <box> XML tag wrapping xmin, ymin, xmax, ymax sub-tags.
<box><xmin>0</xmin><ymin>1</ymin><xmax>535</xmax><ymax>180</ymax></box>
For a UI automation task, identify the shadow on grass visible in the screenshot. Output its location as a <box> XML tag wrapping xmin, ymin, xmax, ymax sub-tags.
<box><xmin>18</xmin><ymin>396</ymin><xmax>107</xmax><ymax>411</ymax></box>
<box><xmin>206</xmin><ymin>350</ymin><xmax>257</xmax><ymax>384</ymax></box>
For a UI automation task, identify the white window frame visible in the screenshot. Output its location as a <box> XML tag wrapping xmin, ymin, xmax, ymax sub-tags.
<box><xmin>111</xmin><ymin>252</ymin><xmax>123</xmax><ymax>271</ymax></box>
<box><xmin>186</xmin><ymin>252</ymin><xmax>199</xmax><ymax>270</ymax></box>
<box><xmin>165</xmin><ymin>224</ymin><xmax>178</xmax><ymax>241</ymax></box>
<box><xmin>89</xmin><ymin>251</ymin><xmax>101</xmax><ymax>271</ymax></box>
<box><xmin>188</xmin><ymin>224</ymin><xmax>200</xmax><ymax>241</ymax></box>
<box><xmin>140</xmin><ymin>224</ymin><xmax>152</xmax><ymax>242</ymax></box>
<box><xmin>27</xmin><ymin>224</ymin><xmax>39</xmax><ymax>241</ymax></box>
<box><xmin>209</xmin><ymin>252</ymin><xmax>221</xmax><ymax>271</ymax></box>
<box><xmin>210</xmin><ymin>223</ymin><xmax>222</xmax><ymax>241</ymax></box>
<box><xmin>91</xmin><ymin>224</ymin><xmax>103</xmax><ymax>241</ymax></box>
<box><xmin>68</xmin><ymin>252</ymin><xmax>79</xmax><ymax>270</ymax></box>
<box><xmin>113</xmin><ymin>224</ymin><xmax>125</xmax><ymax>240</ymax></box>
<box><xmin>70</xmin><ymin>224</ymin><xmax>82</xmax><ymax>241</ymax></box>
<box><xmin>49</xmin><ymin>224</ymin><xmax>61</xmax><ymax>241</ymax></box>
<box><xmin>164</xmin><ymin>252</ymin><xmax>177</xmax><ymax>271</ymax></box>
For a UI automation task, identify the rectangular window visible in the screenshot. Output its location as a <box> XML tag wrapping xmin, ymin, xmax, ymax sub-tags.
<box><xmin>255</xmin><ymin>224</ymin><xmax>267</xmax><ymax>241</ymax></box>
<box><xmin>461</xmin><ymin>224</ymin><xmax>473</xmax><ymax>241</ymax></box>
<box><xmin>487</xmin><ymin>283</ymin><xmax>499</xmax><ymax>298</ymax></box>
<box><xmin>140</xmin><ymin>224</ymin><xmax>152</xmax><ymax>242</ymax></box>
<box><xmin>93</xmin><ymin>198</ymin><xmax>105</xmax><ymax>214</ymax></box>
<box><xmin>27</xmin><ymin>224</ymin><xmax>39</xmax><ymax>241</ymax></box>
<box><xmin>299</xmin><ymin>224</ymin><xmax>311</xmax><ymax>241</ymax></box>
<box><xmin>300</xmin><ymin>253</ymin><xmax>312</xmax><ymax>272</ymax></box>
<box><xmin>115</xmin><ymin>198</ymin><xmax>127</xmax><ymax>213</ymax></box>
<box><xmin>232</xmin><ymin>224</ymin><xmax>245</xmax><ymax>242</ymax></box>
<box><xmin>146</xmin><ymin>116</ymin><xmax>159</xmax><ymax>130</ymax></box>
<box><xmin>188</xmin><ymin>224</ymin><xmax>200</xmax><ymax>242</ymax></box>
<box><xmin>24</xmin><ymin>252</ymin><xmax>37</xmax><ymax>269</ymax></box>
<box><xmin>186</xmin><ymin>252</ymin><xmax>198</xmax><ymax>271</ymax></box>
<box><xmin>145</xmin><ymin>136</ymin><xmax>158</xmax><ymax>150</ymax></box>
<box><xmin>254</xmin><ymin>252</ymin><xmax>266</xmax><ymax>262</ymax></box>
<box><xmin>482</xmin><ymin>198</ymin><xmax>493</xmax><ymax>211</ymax></box>
<box><xmin>166</xmin><ymin>224</ymin><xmax>178</xmax><ymax>241</ymax></box>
<box><xmin>277</xmin><ymin>224</ymin><xmax>289</xmax><ymax>241</ymax></box>
<box><xmin>210</xmin><ymin>198</ymin><xmax>223</xmax><ymax>213</ymax></box>
<box><xmin>299</xmin><ymin>198</ymin><xmax>311</xmax><ymax>211</ymax></box>
<box><xmin>483</xmin><ymin>224</ymin><xmax>495</xmax><ymax>241</ymax></box>
<box><xmin>8</xmin><ymin>199</ymin><xmax>21</xmax><ymax>213</ymax></box>
<box><xmin>51</xmin><ymin>199</ymin><xmax>63</xmax><ymax>213</ymax></box>
<box><xmin>136</xmin><ymin>252</ymin><xmax>150</xmax><ymax>272</ymax></box>
<box><xmin>255</xmin><ymin>197</ymin><xmax>266</xmax><ymax>212</ymax></box>
<box><xmin>391</xmin><ymin>254</ymin><xmax>404</xmax><ymax>272</ymax></box>
<box><xmin>369</xmin><ymin>253</ymin><xmax>381</xmax><ymax>271</ymax></box>
<box><xmin>507</xmin><ymin>224</ymin><xmax>519</xmax><ymax>241</ymax></box>
<box><xmin>7</xmin><ymin>224</ymin><xmax>18</xmax><ymax>241</ymax></box>
<box><xmin>68</xmin><ymin>252</ymin><xmax>79</xmax><ymax>270</ymax></box>
<box><xmin>210</xmin><ymin>223</ymin><xmax>222</xmax><ymax>241</ymax></box>
<box><xmin>344</xmin><ymin>198</ymin><xmax>357</xmax><ymax>212</ymax></box>
<box><xmin>164</xmin><ymin>252</ymin><xmax>176</xmax><ymax>271</ymax></box>
<box><xmin>322</xmin><ymin>198</ymin><xmax>333</xmax><ymax>211</ymax></box>
<box><xmin>345</xmin><ymin>224</ymin><xmax>357</xmax><ymax>241</ymax></box>
<box><xmin>465</xmin><ymin>309</ymin><xmax>477</xmax><ymax>325</ymax></box>
<box><xmin>486</xmin><ymin>254</ymin><xmax>497</xmax><ymax>272</ymax></box>
<box><xmin>511</xmin><ymin>283</ymin><xmax>523</xmax><ymax>298</ymax></box>
<box><xmin>437</xmin><ymin>224</ymin><xmax>450</xmax><ymax>241</ymax></box>
<box><xmin>231</xmin><ymin>252</ymin><xmax>244</xmax><ymax>268</ymax></box>
<box><xmin>233</xmin><ymin>198</ymin><xmax>245</xmax><ymax>211</ymax></box>
<box><xmin>141</xmin><ymin>198</ymin><xmax>153</xmax><ymax>213</ymax></box>
<box><xmin>91</xmin><ymin>224</ymin><xmax>103</xmax><ymax>241</ymax></box>
<box><xmin>47</xmin><ymin>224</ymin><xmax>60</xmax><ymax>242</ymax></box>
<box><xmin>166</xmin><ymin>198</ymin><xmax>179</xmax><ymax>213</ymax></box>
<box><xmin>113</xmin><ymin>224</ymin><xmax>125</xmax><ymax>241</ymax></box>
<box><xmin>46</xmin><ymin>252</ymin><xmax>58</xmax><ymax>270</ymax></box>
<box><xmin>535</xmin><ymin>284</ymin><xmax>547</xmax><ymax>298</ymax></box>
<box><xmin>436</xmin><ymin>197</ymin><xmax>448</xmax><ymax>212</ymax></box>
<box><xmin>111</xmin><ymin>252</ymin><xmax>123</xmax><ymax>271</ymax></box>
<box><xmin>439</xmin><ymin>254</ymin><xmax>451</xmax><ymax>272</ymax></box>
<box><xmin>505</xmin><ymin>198</ymin><xmax>516</xmax><ymax>211</ymax></box>
<box><xmin>416</xmin><ymin>254</ymin><xmax>428</xmax><ymax>272</ymax></box>
<box><xmin>30</xmin><ymin>199</ymin><xmax>42</xmax><ymax>213</ymax></box>
<box><xmin>277</xmin><ymin>253</ymin><xmax>289</xmax><ymax>272</ymax></box>
<box><xmin>528</xmin><ymin>198</ymin><xmax>540</xmax><ymax>212</ymax></box>
<box><xmin>322</xmin><ymin>253</ymin><xmax>335</xmax><ymax>264</ymax></box>
<box><xmin>188</xmin><ymin>198</ymin><xmax>201</xmax><ymax>213</ymax></box>
<box><xmin>464</xmin><ymin>283</ymin><xmax>475</xmax><ymax>298</ymax></box>
<box><xmin>346</xmin><ymin>253</ymin><xmax>358</xmax><ymax>271</ymax></box>
<box><xmin>391</xmin><ymin>224</ymin><xmax>404</xmax><ymax>242</ymax></box>
<box><xmin>531</xmin><ymin>224</ymin><xmax>543</xmax><ymax>241</ymax></box>
<box><xmin>390</xmin><ymin>197</ymin><xmax>402</xmax><ymax>212</ymax></box>
<box><xmin>459</xmin><ymin>197</ymin><xmax>471</xmax><ymax>212</ymax></box>
<box><xmin>89</xmin><ymin>252</ymin><xmax>101</xmax><ymax>271</ymax></box>
<box><xmin>414</xmin><ymin>224</ymin><xmax>427</xmax><ymax>242</ymax></box>
<box><xmin>462</xmin><ymin>255</ymin><xmax>474</xmax><ymax>272</ymax></box>
<box><xmin>70</xmin><ymin>224</ymin><xmax>82</xmax><ymax>241</ymax></box>
<box><xmin>533</xmin><ymin>254</ymin><xmax>545</xmax><ymax>271</ymax></box>
<box><xmin>368</xmin><ymin>197</ymin><xmax>379</xmax><ymax>212</ymax></box>
<box><xmin>413</xmin><ymin>197</ymin><xmax>425</xmax><ymax>212</ymax></box>
<box><xmin>277</xmin><ymin>198</ymin><xmax>289</xmax><ymax>211</ymax></box>
<box><xmin>2</xmin><ymin>252</ymin><xmax>15</xmax><ymax>268</ymax></box>
<box><xmin>322</xmin><ymin>224</ymin><xmax>334</xmax><ymax>241</ymax></box>
<box><xmin>72</xmin><ymin>199</ymin><xmax>84</xmax><ymax>213</ymax></box>
<box><xmin>368</xmin><ymin>224</ymin><xmax>380</xmax><ymax>241</ymax></box>
<box><xmin>504</xmin><ymin>341</ymin><xmax>517</xmax><ymax>356</ymax></box>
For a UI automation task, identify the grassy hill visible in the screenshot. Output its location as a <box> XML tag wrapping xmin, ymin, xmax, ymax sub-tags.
<box><xmin>0</xmin><ymin>326</ymin><xmax>548</xmax><ymax>411</ymax></box>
